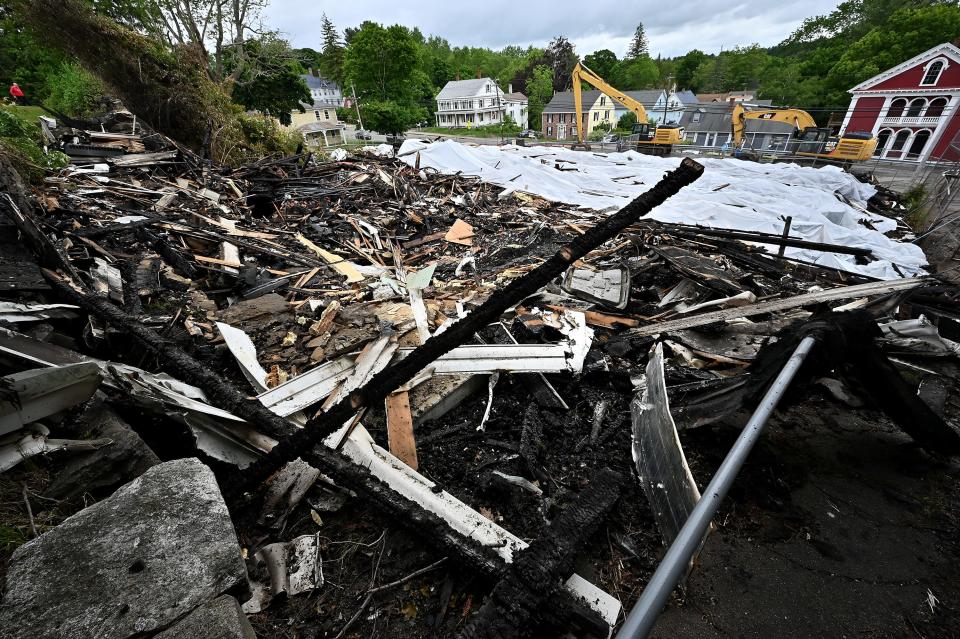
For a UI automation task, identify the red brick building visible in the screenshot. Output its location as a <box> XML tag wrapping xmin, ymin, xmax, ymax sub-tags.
<box><xmin>841</xmin><ymin>42</ymin><xmax>960</xmax><ymax>162</ymax></box>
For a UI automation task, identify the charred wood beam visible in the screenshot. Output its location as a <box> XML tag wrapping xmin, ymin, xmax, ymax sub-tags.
<box><xmin>637</xmin><ymin>221</ymin><xmax>874</xmax><ymax>257</ymax></box>
<box><xmin>38</xmin><ymin>265</ymin><xmax>611</xmax><ymax>632</ymax></box>
<box><xmin>300</xmin><ymin>444</ymin><xmax>621</xmax><ymax>636</ymax></box>
<box><xmin>1</xmin><ymin>193</ymin><xmax>82</xmax><ymax>282</ymax></box>
<box><xmin>41</xmin><ymin>271</ymin><xmax>297</xmax><ymax>442</ymax></box>
<box><xmin>234</xmin><ymin>158</ymin><xmax>705</xmax><ymax>493</ymax></box>
<box><xmin>137</xmin><ymin>228</ymin><xmax>200</xmax><ymax>280</ymax></box>
<box><xmin>457</xmin><ymin>468</ymin><xmax>624</xmax><ymax>639</ymax></box>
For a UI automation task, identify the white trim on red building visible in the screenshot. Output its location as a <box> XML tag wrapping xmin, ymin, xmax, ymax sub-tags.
<box><xmin>841</xmin><ymin>42</ymin><xmax>960</xmax><ymax>163</ymax></box>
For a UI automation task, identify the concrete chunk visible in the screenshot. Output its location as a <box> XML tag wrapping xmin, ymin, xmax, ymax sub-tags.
<box><xmin>155</xmin><ymin>596</ymin><xmax>256</xmax><ymax>639</ymax></box>
<box><xmin>0</xmin><ymin>458</ymin><xmax>247</xmax><ymax>639</ymax></box>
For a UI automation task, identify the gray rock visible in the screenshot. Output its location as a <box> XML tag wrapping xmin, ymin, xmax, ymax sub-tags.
<box><xmin>0</xmin><ymin>458</ymin><xmax>247</xmax><ymax>639</ymax></box>
<box><xmin>46</xmin><ymin>398</ymin><xmax>161</xmax><ymax>500</ymax></box>
<box><xmin>155</xmin><ymin>596</ymin><xmax>256</xmax><ymax>639</ymax></box>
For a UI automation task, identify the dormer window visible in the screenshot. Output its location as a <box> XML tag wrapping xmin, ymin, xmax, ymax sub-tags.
<box><xmin>921</xmin><ymin>58</ymin><xmax>947</xmax><ymax>86</ymax></box>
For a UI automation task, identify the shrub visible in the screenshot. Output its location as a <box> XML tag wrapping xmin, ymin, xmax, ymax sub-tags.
<box><xmin>45</xmin><ymin>62</ymin><xmax>106</xmax><ymax>117</ymax></box>
<box><xmin>0</xmin><ymin>109</ymin><xmax>69</xmax><ymax>181</ymax></box>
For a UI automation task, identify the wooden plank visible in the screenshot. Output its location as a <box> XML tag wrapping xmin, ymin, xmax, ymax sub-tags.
<box><xmin>545</xmin><ymin>304</ymin><xmax>640</xmax><ymax>329</ymax></box>
<box><xmin>195</xmin><ymin>255</ymin><xmax>242</xmax><ymax>268</ymax></box>
<box><xmin>630</xmin><ymin>277</ymin><xmax>928</xmax><ymax>337</ymax></box>
<box><xmin>296</xmin><ymin>233</ymin><xmax>364</xmax><ymax>283</ymax></box>
<box><xmin>444</xmin><ymin>219</ymin><xmax>474</xmax><ymax>246</ymax></box>
<box><xmin>385</xmin><ymin>390</ymin><xmax>418</xmax><ymax>470</ymax></box>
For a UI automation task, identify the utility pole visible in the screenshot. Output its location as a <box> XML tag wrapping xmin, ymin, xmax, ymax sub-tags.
<box><xmin>495</xmin><ymin>81</ymin><xmax>503</xmax><ymax>143</ymax></box>
<box><xmin>351</xmin><ymin>82</ymin><xmax>364</xmax><ymax>132</ymax></box>
<box><xmin>663</xmin><ymin>75</ymin><xmax>674</xmax><ymax>125</ymax></box>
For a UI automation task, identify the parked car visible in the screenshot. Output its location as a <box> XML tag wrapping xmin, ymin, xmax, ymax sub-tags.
<box><xmin>601</xmin><ymin>133</ymin><xmax>621</xmax><ymax>143</ymax></box>
<box><xmin>517</xmin><ymin>129</ymin><xmax>538</xmax><ymax>139</ymax></box>
<box><xmin>386</xmin><ymin>133</ymin><xmax>406</xmax><ymax>145</ymax></box>
<box><xmin>354</xmin><ymin>129</ymin><xmax>372</xmax><ymax>140</ymax></box>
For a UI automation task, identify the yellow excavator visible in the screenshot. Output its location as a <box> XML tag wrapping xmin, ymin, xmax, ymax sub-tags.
<box><xmin>572</xmin><ymin>62</ymin><xmax>684</xmax><ymax>155</ymax></box>
<box><xmin>731</xmin><ymin>103</ymin><xmax>877</xmax><ymax>163</ymax></box>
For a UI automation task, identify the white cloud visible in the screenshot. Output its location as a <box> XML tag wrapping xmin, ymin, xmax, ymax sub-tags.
<box><xmin>264</xmin><ymin>0</ymin><xmax>843</xmax><ymax>58</ymax></box>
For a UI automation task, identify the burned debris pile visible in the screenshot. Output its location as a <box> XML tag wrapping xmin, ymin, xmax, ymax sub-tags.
<box><xmin>1</xmin><ymin>125</ymin><xmax>959</xmax><ymax>639</ymax></box>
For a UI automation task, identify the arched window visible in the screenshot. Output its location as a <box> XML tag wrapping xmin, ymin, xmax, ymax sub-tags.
<box><xmin>926</xmin><ymin>97</ymin><xmax>948</xmax><ymax>118</ymax></box>
<box><xmin>921</xmin><ymin>59</ymin><xmax>946</xmax><ymax>86</ymax></box>
<box><xmin>887</xmin><ymin>98</ymin><xmax>907</xmax><ymax>118</ymax></box>
<box><xmin>906</xmin><ymin>98</ymin><xmax>927</xmax><ymax>117</ymax></box>
<box><xmin>889</xmin><ymin>130</ymin><xmax>912</xmax><ymax>154</ymax></box>
<box><xmin>907</xmin><ymin>130</ymin><xmax>932</xmax><ymax>159</ymax></box>
<box><xmin>875</xmin><ymin>129</ymin><xmax>893</xmax><ymax>156</ymax></box>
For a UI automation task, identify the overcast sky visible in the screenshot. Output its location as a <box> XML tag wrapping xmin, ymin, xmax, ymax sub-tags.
<box><xmin>265</xmin><ymin>0</ymin><xmax>843</xmax><ymax>58</ymax></box>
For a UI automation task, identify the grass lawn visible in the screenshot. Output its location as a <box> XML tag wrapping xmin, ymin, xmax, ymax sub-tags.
<box><xmin>419</xmin><ymin>125</ymin><xmax>520</xmax><ymax>139</ymax></box>
<box><xmin>0</xmin><ymin>104</ymin><xmax>49</xmax><ymax>125</ymax></box>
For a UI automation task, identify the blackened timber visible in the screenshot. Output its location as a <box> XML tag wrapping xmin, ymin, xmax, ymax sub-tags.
<box><xmin>38</xmin><ymin>271</ymin><xmax>609</xmax><ymax>632</ymax></box>
<box><xmin>42</xmin><ymin>271</ymin><xmax>297</xmax><ymax>442</ymax></box>
<box><xmin>456</xmin><ymin>468</ymin><xmax>624</xmax><ymax>639</ymax></box>
<box><xmin>656</xmin><ymin>222</ymin><xmax>873</xmax><ymax>257</ymax></box>
<box><xmin>235</xmin><ymin>158</ymin><xmax>705</xmax><ymax>493</ymax></box>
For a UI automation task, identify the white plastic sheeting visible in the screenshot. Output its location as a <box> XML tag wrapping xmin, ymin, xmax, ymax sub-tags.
<box><xmin>397</xmin><ymin>140</ymin><xmax>926</xmax><ymax>280</ymax></box>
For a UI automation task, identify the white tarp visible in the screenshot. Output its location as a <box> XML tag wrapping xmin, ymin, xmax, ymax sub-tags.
<box><xmin>397</xmin><ymin>140</ymin><xmax>926</xmax><ymax>280</ymax></box>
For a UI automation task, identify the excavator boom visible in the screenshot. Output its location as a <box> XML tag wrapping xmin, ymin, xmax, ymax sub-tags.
<box><xmin>572</xmin><ymin>62</ymin><xmax>648</xmax><ymax>144</ymax></box>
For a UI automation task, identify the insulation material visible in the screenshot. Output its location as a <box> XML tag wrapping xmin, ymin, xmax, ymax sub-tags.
<box><xmin>398</xmin><ymin>140</ymin><xmax>926</xmax><ymax>280</ymax></box>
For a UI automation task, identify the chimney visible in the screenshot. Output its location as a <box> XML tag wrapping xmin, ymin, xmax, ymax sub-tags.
<box><xmin>509</xmin><ymin>83</ymin><xmax>513</xmax><ymax>94</ymax></box>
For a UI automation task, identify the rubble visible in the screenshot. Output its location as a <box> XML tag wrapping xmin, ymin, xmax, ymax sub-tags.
<box><xmin>1</xmin><ymin>117</ymin><xmax>959</xmax><ymax>638</ymax></box>
<box><xmin>0</xmin><ymin>458</ymin><xmax>247</xmax><ymax>639</ymax></box>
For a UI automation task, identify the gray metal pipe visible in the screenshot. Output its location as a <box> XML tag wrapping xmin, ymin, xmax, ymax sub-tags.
<box><xmin>616</xmin><ymin>335</ymin><xmax>817</xmax><ymax>639</ymax></box>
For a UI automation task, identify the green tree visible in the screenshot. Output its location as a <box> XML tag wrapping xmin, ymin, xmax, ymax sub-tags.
<box><xmin>543</xmin><ymin>36</ymin><xmax>577</xmax><ymax>92</ymax></box>
<box><xmin>617</xmin><ymin>112</ymin><xmax>637</xmax><ymax>131</ymax></box>
<box><xmin>825</xmin><ymin>4</ymin><xmax>960</xmax><ymax>103</ymax></box>
<box><xmin>583</xmin><ymin>49</ymin><xmax>618</xmax><ymax>79</ymax></box>
<box><xmin>320</xmin><ymin>14</ymin><xmax>345</xmax><ymax>84</ymax></box>
<box><xmin>626</xmin><ymin>23</ymin><xmax>649</xmax><ymax>59</ymax></box>
<box><xmin>361</xmin><ymin>99</ymin><xmax>421</xmax><ymax>134</ymax></box>
<box><xmin>0</xmin><ymin>8</ymin><xmax>65</xmax><ymax>101</ymax></box>
<box><xmin>295</xmin><ymin>47</ymin><xmax>324</xmax><ymax>71</ymax></box>
<box><xmin>343</xmin><ymin>21</ymin><xmax>421</xmax><ymax>101</ymax></box>
<box><xmin>225</xmin><ymin>35</ymin><xmax>311</xmax><ymax>125</ymax></box>
<box><xmin>675</xmin><ymin>49</ymin><xmax>707</xmax><ymax>91</ymax></box>
<box><xmin>526</xmin><ymin>64</ymin><xmax>553</xmax><ymax>132</ymax></box>
<box><xmin>611</xmin><ymin>56</ymin><xmax>659</xmax><ymax>89</ymax></box>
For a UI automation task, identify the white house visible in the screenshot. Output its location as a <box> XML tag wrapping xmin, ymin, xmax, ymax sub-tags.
<box><xmin>302</xmin><ymin>72</ymin><xmax>343</xmax><ymax>108</ymax></box>
<box><xmin>502</xmin><ymin>87</ymin><xmax>528</xmax><ymax>129</ymax></box>
<box><xmin>435</xmin><ymin>78</ymin><xmax>509</xmax><ymax>128</ymax></box>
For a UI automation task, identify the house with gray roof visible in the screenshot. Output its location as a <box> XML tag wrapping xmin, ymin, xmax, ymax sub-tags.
<box><xmin>435</xmin><ymin>78</ymin><xmax>519</xmax><ymax>128</ymax></box>
<box><xmin>679</xmin><ymin>100</ymin><xmax>799</xmax><ymax>152</ymax></box>
<box><xmin>301</xmin><ymin>71</ymin><xmax>343</xmax><ymax>108</ymax></box>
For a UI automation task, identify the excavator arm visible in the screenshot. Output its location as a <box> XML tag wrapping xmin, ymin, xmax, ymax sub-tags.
<box><xmin>573</xmin><ymin>62</ymin><xmax>648</xmax><ymax>144</ymax></box>
<box><xmin>731</xmin><ymin>103</ymin><xmax>818</xmax><ymax>148</ymax></box>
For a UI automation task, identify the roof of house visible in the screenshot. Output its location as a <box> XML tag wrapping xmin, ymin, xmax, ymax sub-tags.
<box><xmin>436</xmin><ymin>78</ymin><xmax>499</xmax><ymax>100</ymax></box>
<box><xmin>295</xmin><ymin>121</ymin><xmax>346</xmax><ymax>134</ymax></box>
<box><xmin>696</xmin><ymin>91</ymin><xmax>758</xmax><ymax>102</ymax></box>
<box><xmin>674</xmin><ymin>90</ymin><xmax>699</xmax><ymax>105</ymax></box>
<box><xmin>301</xmin><ymin>74</ymin><xmax>339</xmax><ymax>91</ymax></box>
<box><xmin>679</xmin><ymin>103</ymin><xmax>790</xmax><ymax>134</ymax></box>
<box><xmin>850</xmin><ymin>42</ymin><xmax>960</xmax><ymax>92</ymax></box>
<box><xmin>297</xmin><ymin>101</ymin><xmax>341</xmax><ymax>110</ymax></box>
<box><xmin>501</xmin><ymin>91</ymin><xmax>527</xmax><ymax>102</ymax></box>
<box><xmin>544</xmin><ymin>89</ymin><xmax>665</xmax><ymax>113</ymax></box>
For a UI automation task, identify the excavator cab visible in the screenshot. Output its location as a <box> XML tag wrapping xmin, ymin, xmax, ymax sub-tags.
<box><xmin>791</xmin><ymin>127</ymin><xmax>878</xmax><ymax>162</ymax></box>
<box><xmin>631</xmin><ymin>123</ymin><xmax>654</xmax><ymax>141</ymax></box>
